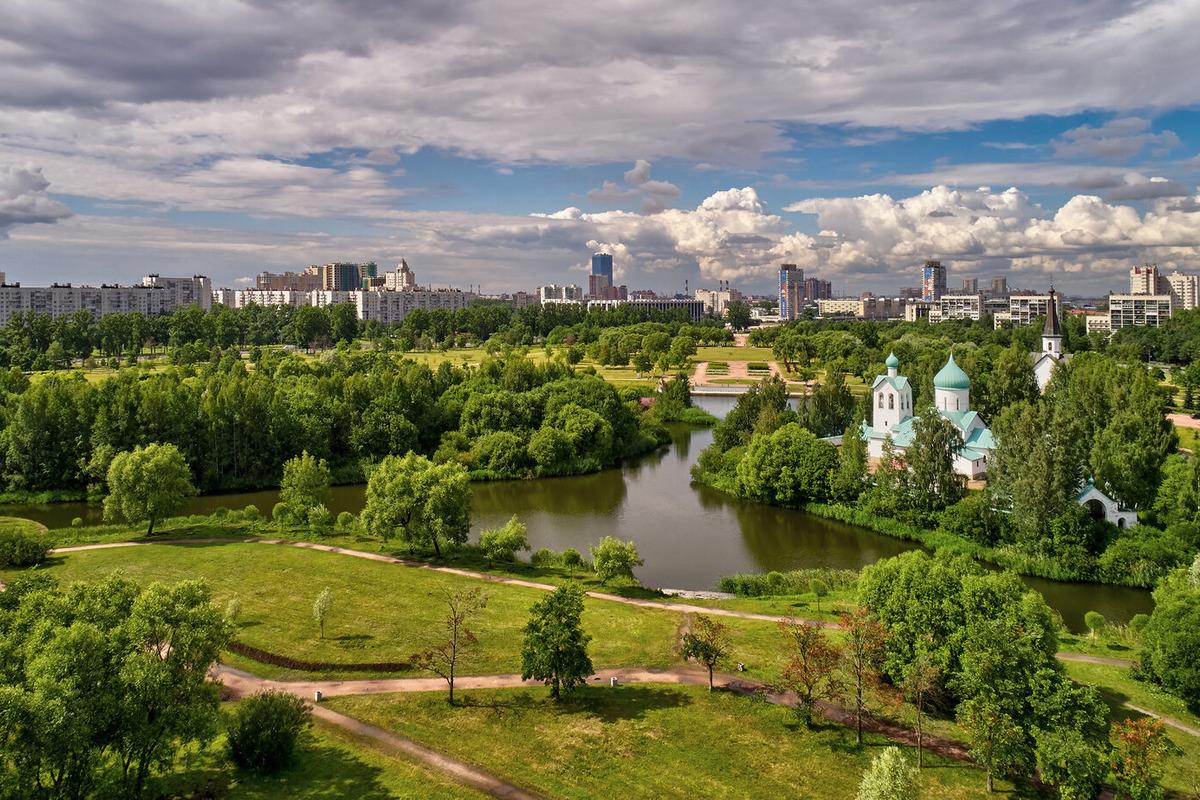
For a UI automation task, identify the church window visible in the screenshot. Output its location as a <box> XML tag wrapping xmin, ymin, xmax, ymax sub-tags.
<box><xmin>878</xmin><ymin>394</ymin><xmax>883</xmax><ymax>409</ymax></box>
<box><xmin>888</xmin><ymin>395</ymin><xmax>894</xmax><ymax>410</ymax></box>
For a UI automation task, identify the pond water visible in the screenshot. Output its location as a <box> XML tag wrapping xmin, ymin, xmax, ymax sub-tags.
<box><xmin>7</xmin><ymin>394</ymin><xmax>1152</xmax><ymax>630</ymax></box>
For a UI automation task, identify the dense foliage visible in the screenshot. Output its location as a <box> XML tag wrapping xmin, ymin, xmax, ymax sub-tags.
<box><xmin>226</xmin><ymin>691</ymin><xmax>312</xmax><ymax>774</ymax></box>
<box><xmin>1139</xmin><ymin>556</ymin><xmax>1200</xmax><ymax>709</ymax></box>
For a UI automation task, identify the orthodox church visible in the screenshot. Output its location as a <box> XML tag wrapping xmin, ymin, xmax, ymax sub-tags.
<box><xmin>1031</xmin><ymin>287</ymin><xmax>1069</xmax><ymax>393</ymax></box>
<box><xmin>860</xmin><ymin>353</ymin><xmax>996</xmax><ymax>479</ymax></box>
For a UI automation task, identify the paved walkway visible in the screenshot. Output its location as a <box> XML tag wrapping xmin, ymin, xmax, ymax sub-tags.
<box><xmin>1167</xmin><ymin>412</ymin><xmax>1200</xmax><ymax>429</ymax></box>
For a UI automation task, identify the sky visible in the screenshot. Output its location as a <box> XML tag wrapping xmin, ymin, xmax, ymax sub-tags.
<box><xmin>1</xmin><ymin>0</ymin><xmax>1200</xmax><ymax>297</ymax></box>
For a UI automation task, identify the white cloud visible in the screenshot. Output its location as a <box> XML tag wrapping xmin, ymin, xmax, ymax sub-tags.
<box><xmin>0</xmin><ymin>164</ymin><xmax>72</xmax><ymax>238</ymax></box>
<box><xmin>587</xmin><ymin>160</ymin><xmax>680</xmax><ymax>214</ymax></box>
<box><xmin>1053</xmin><ymin>117</ymin><xmax>1181</xmax><ymax>160</ymax></box>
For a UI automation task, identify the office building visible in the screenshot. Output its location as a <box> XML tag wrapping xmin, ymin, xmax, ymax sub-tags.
<box><xmin>1108</xmin><ymin>294</ymin><xmax>1172</xmax><ymax>328</ymax></box>
<box><xmin>1166</xmin><ymin>271</ymin><xmax>1200</xmax><ymax>310</ymax></box>
<box><xmin>319</xmin><ymin>262</ymin><xmax>378</xmax><ymax>291</ymax></box>
<box><xmin>961</xmin><ymin>278</ymin><xmax>979</xmax><ymax>294</ymax></box>
<box><xmin>921</xmin><ymin>260</ymin><xmax>947</xmax><ymax>302</ymax></box>
<box><xmin>779</xmin><ymin>264</ymin><xmax>804</xmax><ymax>320</ymax></box>
<box><xmin>990</xmin><ymin>276</ymin><xmax>1008</xmax><ymax>298</ymax></box>
<box><xmin>591</xmin><ymin>252</ymin><xmax>614</xmax><ymax>282</ymax></box>
<box><xmin>1129</xmin><ymin>264</ymin><xmax>1166</xmax><ymax>295</ymax></box>
<box><xmin>587</xmin><ymin>298</ymin><xmax>706</xmax><ymax>321</ymax></box>
<box><xmin>905</xmin><ymin>301</ymin><xmax>932</xmax><ymax>322</ymax></box>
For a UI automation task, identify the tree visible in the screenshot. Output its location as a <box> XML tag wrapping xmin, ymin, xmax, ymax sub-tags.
<box><xmin>360</xmin><ymin>452</ymin><xmax>472</xmax><ymax>558</ymax></box>
<box><xmin>856</xmin><ymin>747</ymin><xmax>920</xmax><ymax>800</ymax></box>
<box><xmin>903</xmin><ymin>410</ymin><xmax>964</xmax><ymax>512</ymax></box>
<box><xmin>280</xmin><ymin>450</ymin><xmax>331</xmax><ymax>521</ymax></box>
<box><xmin>1139</xmin><ymin>563</ymin><xmax>1200</xmax><ymax>707</ymax></box>
<box><xmin>1034</xmin><ymin>729</ymin><xmax>1106</xmax><ymax>800</ymax></box>
<box><xmin>679</xmin><ymin>614</ymin><xmax>732</xmax><ymax>690</ymax></box>
<box><xmin>809</xmin><ymin>579</ymin><xmax>829</xmax><ymax>613</ymax></box>
<box><xmin>521</xmin><ymin>584</ymin><xmax>593</xmax><ymax>700</ymax></box>
<box><xmin>227</xmin><ymin>691</ymin><xmax>312</xmax><ymax>773</ymax></box>
<box><xmin>830</xmin><ymin>422</ymin><xmax>869</xmax><ymax>501</ymax></box>
<box><xmin>1084</xmin><ymin>610</ymin><xmax>1106</xmax><ymax>640</ymax></box>
<box><xmin>796</xmin><ymin>370</ymin><xmax>855</xmax><ymax>437</ymax></box>
<box><xmin>590</xmin><ymin>536</ymin><xmax>643</xmax><ymax>584</ymax></box>
<box><xmin>478</xmin><ymin>515</ymin><xmax>530</xmax><ymax>563</ymax></box>
<box><xmin>778</xmin><ymin>619</ymin><xmax>843</xmax><ymax>727</ymax></box>
<box><xmin>980</xmin><ymin>344</ymin><xmax>1037</xmax><ymax>419</ymax></box>
<box><xmin>735</xmin><ymin>422</ymin><xmax>839</xmax><ymax>506</ymax></box>
<box><xmin>414</xmin><ymin>587</ymin><xmax>489</xmax><ymax>704</ymax></box>
<box><xmin>956</xmin><ymin>697</ymin><xmax>1025</xmax><ymax>793</ymax></box>
<box><xmin>103</xmin><ymin>443</ymin><xmax>197</xmax><ymax>535</ymax></box>
<box><xmin>725</xmin><ymin>301</ymin><xmax>752</xmax><ymax>332</ymax></box>
<box><xmin>902</xmin><ymin>651</ymin><xmax>939</xmax><ymax>768</ymax></box>
<box><xmin>313</xmin><ymin>586</ymin><xmax>333</xmax><ymax>639</ymax></box>
<box><xmin>841</xmin><ymin>608</ymin><xmax>890</xmax><ymax>745</ymax></box>
<box><xmin>1091</xmin><ymin>409</ymin><xmax>1177</xmax><ymax>509</ymax></box>
<box><xmin>633</xmin><ymin>351</ymin><xmax>653</xmax><ymax>375</ymax></box>
<box><xmin>1109</xmin><ymin>718</ymin><xmax>1180</xmax><ymax>800</ymax></box>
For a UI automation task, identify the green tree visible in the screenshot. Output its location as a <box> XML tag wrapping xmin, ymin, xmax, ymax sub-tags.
<box><xmin>1034</xmin><ymin>729</ymin><xmax>1106</xmax><ymax>800</ymax></box>
<box><xmin>1139</xmin><ymin>561</ymin><xmax>1200</xmax><ymax>707</ymax></box>
<box><xmin>103</xmin><ymin>443</ymin><xmax>197</xmax><ymax>535</ymax></box>
<box><xmin>226</xmin><ymin>691</ymin><xmax>312</xmax><ymax>773</ymax></box>
<box><xmin>679</xmin><ymin>614</ymin><xmax>732</xmax><ymax>690</ymax></box>
<box><xmin>313</xmin><ymin>586</ymin><xmax>333</xmax><ymax>639</ymax></box>
<box><xmin>796</xmin><ymin>369</ymin><xmax>855</xmax><ymax>437</ymax></box>
<box><xmin>903</xmin><ymin>410</ymin><xmax>964</xmax><ymax>512</ymax></box>
<box><xmin>414</xmin><ymin>587</ymin><xmax>489</xmax><ymax>704</ymax></box>
<box><xmin>478</xmin><ymin>515</ymin><xmax>530</xmax><ymax>563</ymax></box>
<box><xmin>520</xmin><ymin>584</ymin><xmax>594</xmax><ymax>699</ymax></box>
<box><xmin>590</xmin><ymin>536</ymin><xmax>643</xmax><ymax>584</ymax></box>
<box><xmin>1091</xmin><ymin>409</ymin><xmax>1177</xmax><ymax>509</ymax></box>
<box><xmin>830</xmin><ymin>422</ymin><xmax>868</xmax><ymax>501</ymax></box>
<box><xmin>360</xmin><ymin>452</ymin><xmax>471</xmax><ymax>558</ymax></box>
<box><xmin>725</xmin><ymin>301</ymin><xmax>752</xmax><ymax>332</ymax></box>
<box><xmin>956</xmin><ymin>697</ymin><xmax>1025</xmax><ymax>792</ymax></box>
<box><xmin>1109</xmin><ymin>718</ymin><xmax>1180</xmax><ymax>800</ymax></box>
<box><xmin>980</xmin><ymin>343</ymin><xmax>1037</xmax><ymax>418</ymax></box>
<box><xmin>856</xmin><ymin>747</ymin><xmax>920</xmax><ymax>800</ymax></box>
<box><xmin>279</xmin><ymin>450</ymin><xmax>331</xmax><ymax>520</ymax></box>
<box><xmin>735</xmin><ymin>422</ymin><xmax>839</xmax><ymax>506</ymax></box>
<box><xmin>1084</xmin><ymin>610</ymin><xmax>1106</xmax><ymax>640</ymax></box>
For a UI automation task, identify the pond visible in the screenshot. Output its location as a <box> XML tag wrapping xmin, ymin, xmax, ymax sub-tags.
<box><xmin>6</xmin><ymin>394</ymin><xmax>1153</xmax><ymax>629</ymax></box>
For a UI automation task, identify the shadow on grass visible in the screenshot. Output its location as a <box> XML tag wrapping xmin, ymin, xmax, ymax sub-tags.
<box><xmin>455</xmin><ymin>684</ymin><xmax>694</xmax><ymax>723</ymax></box>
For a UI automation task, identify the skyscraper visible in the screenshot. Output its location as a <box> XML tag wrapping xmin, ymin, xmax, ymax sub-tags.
<box><xmin>1130</xmin><ymin>264</ymin><xmax>1165</xmax><ymax>295</ymax></box>
<box><xmin>779</xmin><ymin>264</ymin><xmax>803</xmax><ymax>320</ymax></box>
<box><xmin>920</xmin><ymin>260</ymin><xmax>947</xmax><ymax>302</ymax></box>
<box><xmin>591</xmin><ymin>253</ymin><xmax>614</xmax><ymax>282</ymax></box>
<box><xmin>990</xmin><ymin>276</ymin><xmax>1008</xmax><ymax>298</ymax></box>
<box><xmin>961</xmin><ymin>278</ymin><xmax>978</xmax><ymax>293</ymax></box>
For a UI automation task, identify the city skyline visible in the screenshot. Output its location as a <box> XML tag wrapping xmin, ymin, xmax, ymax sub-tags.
<box><xmin>1</xmin><ymin>2</ymin><xmax>1199</xmax><ymax>295</ymax></box>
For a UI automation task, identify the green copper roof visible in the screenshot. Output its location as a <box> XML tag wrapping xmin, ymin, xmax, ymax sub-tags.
<box><xmin>934</xmin><ymin>354</ymin><xmax>971</xmax><ymax>390</ymax></box>
<box><xmin>885</xmin><ymin>352</ymin><xmax>899</xmax><ymax>369</ymax></box>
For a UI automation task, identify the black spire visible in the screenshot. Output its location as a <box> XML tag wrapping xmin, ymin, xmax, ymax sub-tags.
<box><xmin>1043</xmin><ymin>286</ymin><xmax>1062</xmax><ymax>337</ymax></box>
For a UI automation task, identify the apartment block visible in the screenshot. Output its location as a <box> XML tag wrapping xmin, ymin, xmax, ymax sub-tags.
<box><xmin>1108</xmin><ymin>294</ymin><xmax>1172</xmax><ymax>328</ymax></box>
<box><xmin>929</xmin><ymin>293</ymin><xmax>983</xmax><ymax>322</ymax></box>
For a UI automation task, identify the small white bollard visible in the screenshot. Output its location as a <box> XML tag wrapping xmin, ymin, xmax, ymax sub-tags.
<box><xmin>609</xmin><ymin>677</ymin><xmax>618</xmax><ymax>687</ymax></box>
<box><xmin>314</xmin><ymin>690</ymin><xmax>323</xmax><ymax>702</ymax></box>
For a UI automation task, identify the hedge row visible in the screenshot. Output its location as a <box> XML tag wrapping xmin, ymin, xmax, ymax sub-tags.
<box><xmin>227</xmin><ymin>640</ymin><xmax>411</xmax><ymax>673</ymax></box>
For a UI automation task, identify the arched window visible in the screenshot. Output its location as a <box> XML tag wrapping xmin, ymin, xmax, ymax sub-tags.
<box><xmin>878</xmin><ymin>393</ymin><xmax>884</xmax><ymax>409</ymax></box>
<box><xmin>955</xmin><ymin>397</ymin><xmax>960</xmax><ymax>410</ymax></box>
<box><xmin>888</xmin><ymin>394</ymin><xmax>894</xmax><ymax>410</ymax></box>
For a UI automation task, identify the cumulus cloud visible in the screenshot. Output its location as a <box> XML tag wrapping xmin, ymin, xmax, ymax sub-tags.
<box><xmin>0</xmin><ymin>165</ymin><xmax>72</xmax><ymax>239</ymax></box>
<box><xmin>1053</xmin><ymin>117</ymin><xmax>1181</xmax><ymax>160</ymax></box>
<box><xmin>587</xmin><ymin>160</ymin><xmax>680</xmax><ymax>213</ymax></box>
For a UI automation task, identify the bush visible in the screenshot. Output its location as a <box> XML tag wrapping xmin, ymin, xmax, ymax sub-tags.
<box><xmin>336</xmin><ymin>511</ymin><xmax>356</xmax><ymax>530</ymax></box>
<box><xmin>242</xmin><ymin>504</ymin><xmax>260</xmax><ymax>520</ymax></box>
<box><xmin>717</xmin><ymin>567</ymin><xmax>858</xmax><ymax>597</ymax></box>
<box><xmin>478</xmin><ymin>515</ymin><xmax>530</xmax><ymax>563</ymax></box>
<box><xmin>561</xmin><ymin>547</ymin><xmax>584</xmax><ymax>568</ymax></box>
<box><xmin>530</xmin><ymin>547</ymin><xmax>556</xmax><ymax>567</ymax></box>
<box><xmin>306</xmin><ymin>503</ymin><xmax>332</xmax><ymax>529</ymax></box>
<box><xmin>1129</xmin><ymin>613</ymin><xmax>1151</xmax><ymax>634</ymax></box>
<box><xmin>226</xmin><ymin>690</ymin><xmax>312</xmax><ymax>773</ymax></box>
<box><xmin>70</xmin><ymin>517</ymin><xmax>83</xmax><ymax>528</ymax></box>
<box><xmin>271</xmin><ymin>502</ymin><xmax>293</xmax><ymax>524</ymax></box>
<box><xmin>590</xmin><ymin>536</ymin><xmax>643</xmax><ymax>584</ymax></box>
<box><xmin>1098</xmin><ymin>526</ymin><xmax>1192</xmax><ymax>587</ymax></box>
<box><xmin>226</xmin><ymin>597</ymin><xmax>242</xmax><ymax>623</ymax></box>
<box><xmin>1084</xmin><ymin>610</ymin><xmax>1106</xmax><ymax>639</ymax></box>
<box><xmin>0</xmin><ymin>531</ymin><xmax>49</xmax><ymax>568</ymax></box>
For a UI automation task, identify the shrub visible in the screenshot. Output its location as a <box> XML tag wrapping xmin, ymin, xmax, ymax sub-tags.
<box><xmin>478</xmin><ymin>515</ymin><xmax>530</xmax><ymax>563</ymax></box>
<box><xmin>306</xmin><ymin>503</ymin><xmax>332</xmax><ymax>529</ymax></box>
<box><xmin>70</xmin><ymin>517</ymin><xmax>83</xmax><ymax>528</ymax></box>
<box><xmin>242</xmin><ymin>504</ymin><xmax>260</xmax><ymax>520</ymax></box>
<box><xmin>561</xmin><ymin>548</ymin><xmax>584</xmax><ymax>568</ymax></box>
<box><xmin>226</xmin><ymin>597</ymin><xmax>242</xmax><ymax>623</ymax></box>
<box><xmin>1084</xmin><ymin>611</ymin><xmax>1107</xmax><ymax>639</ymax></box>
<box><xmin>0</xmin><ymin>531</ymin><xmax>49</xmax><ymax>568</ymax></box>
<box><xmin>226</xmin><ymin>690</ymin><xmax>312</xmax><ymax>773</ymax></box>
<box><xmin>212</xmin><ymin>506</ymin><xmax>230</xmax><ymax>519</ymax></box>
<box><xmin>856</xmin><ymin>747</ymin><xmax>919</xmax><ymax>800</ymax></box>
<box><xmin>271</xmin><ymin>502</ymin><xmax>292</xmax><ymax>524</ymax></box>
<box><xmin>530</xmin><ymin>547</ymin><xmax>556</xmax><ymax>567</ymax></box>
<box><xmin>1129</xmin><ymin>613</ymin><xmax>1151</xmax><ymax>635</ymax></box>
<box><xmin>590</xmin><ymin>536</ymin><xmax>643</xmax><ymax>584</ymax></box>
<box><xmin>717</xmin><ymin>568</ymin><xmax>858</xmax><ymax>597</ymax></box>
<box><xmin>336</xmin><ymin>511</ymin><xmax>356</xmax><ymax>530</ymax></box>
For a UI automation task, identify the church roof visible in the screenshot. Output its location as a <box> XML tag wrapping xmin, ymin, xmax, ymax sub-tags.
<box><xmin>885</xmin><ymin>351</ymin><xmax>900</xmax><ymax>369</ymax></box>
<box><xmin>1043</xmin><ymin>289</ymin><xmax>1062</xmax><ymax>337</ymax></box>
<box><xmin>934</xmin><ymin>354</ymin><xmax>971</xmax><ymax>390</ymax></box>
<box><xmin>871</xmin><ymin>374</ymin><xmax>910</xmax><ymax>393</ymax></box>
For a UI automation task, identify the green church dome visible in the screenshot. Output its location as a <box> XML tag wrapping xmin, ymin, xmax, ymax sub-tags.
<box><xmin>885</xmin><ymin>352</ymin><xmax>899</xmax><ymax>369</ymax></box>
<box><xmin>934</xmin><ymin>354</ymin><xmax>971</xmax><ymax>390</ymax></box>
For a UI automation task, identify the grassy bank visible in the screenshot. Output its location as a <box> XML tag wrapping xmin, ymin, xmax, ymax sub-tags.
<box><xmin>328</xmin><ymin>685</ymin><xmax>1020</xmax><ymax>800</ymax></box>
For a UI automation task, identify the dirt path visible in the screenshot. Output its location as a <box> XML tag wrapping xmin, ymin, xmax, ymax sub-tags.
<box><xmin>219</xmin><ymin>665</ymin><xmax>543</xmax><ymax>800</ymax></box>
<box><xmin>215</xmin><ymin>663</ymin><xmax>975</xmax><ymax>765</ymax></box>
<box><xmin>1167</xmin><ymin>412</ymin><xmax>1200</xmax><ymax>429</ymax></box>
<box><xmin>50</xmin><ymin>538</ymin><xmax>836</xmax><ymax>628</ymax></box>
<box><xmin>1055</xmin><ymin>652</ymin><xmax>1136</xmax><ymax>667</ymax></box>
<box><xmin>1124</xmin><ymin>704</ymin><xmax>1200</xmax><ymax>738</ymax></box>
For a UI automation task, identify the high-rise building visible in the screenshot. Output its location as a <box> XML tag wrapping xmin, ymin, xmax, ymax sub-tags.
<box><xmin>1130</xmin><ymin>264</ymin><xmax>1166</xmax><ymax>295</ymax></box>
<box><xmin>779</xmin><ymin>264</ymin><xmax>803</xmax><ymax>320</ymax></box>
<box><xmin>256</xmin><ymin>266</ymin><xmax>322</xmax><ymax>291</ymax></box>
<box><xmin>1166</xmin><ymin>271</ymin><xmax>1199</xmax><ymax>310</ymax></box>
<box><xmin>383</xmin><ymin>260</ymin><xmax>418</xmax><ymax>291</ymax></box>
<box><xmin>803</xmin><ymin>277</ymin><xmax>832</xmax><ymax>301</ymax></box>
<box><xmin>990</xmin><ymin>276</ymin><xmax>1008</xmax><ymax>298</ymax></box>
<box><xmin>319</xmin><ymin>262</ymin><xmax>378</xmax><ymax>291</ymax></box>
<box><xmin>921</xmin><ymin>260</ymin><xmax>947</xmax><ymax>302</ymax></box>
<box><xmin>1108</xmin><ymin>293</ymin><xmax>1172</xmax><ymax>328</ymax></box>
<box><xmin>961</xmin><ymin>278</ymin><xmax>978</xmax><ymax>293</ymax></box>
<box><xmin>591</xmin><ymin>253</ymin><xmax>614</xmax><ymax>282</ymax></box>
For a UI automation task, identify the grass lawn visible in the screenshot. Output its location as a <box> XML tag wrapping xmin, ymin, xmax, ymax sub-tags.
<box><xmin>695</xmin><ymin>345</ymin><xmax>775</xmax><ymax>362</ymax></box>
<box><xmin>328</xmin><ymin>685</ymin><xmax>1027</xmax><ymax>800</ymax></box>
<box><xmin>10</xmin><ymin>541</ymin><xmax>788</xmax><ymax>682</ymax></box>
<box><xmin>0</xmin><ymin>515</ymin><xmax>47</xmax><ymax>535</ymax></box>
<box><xmin>1174</xmin><ymin>423</ymin><xmax>1199</xmax><ymax>452</ymax></box>
<box><xmin>162</xmin><ymin>716</ymin><xmax>484</xmax><ymax>799</ymax></box>
<box><xmin>1061</xmin><ymin>661</ymin><xmax>1200</xmax><ymax>794</ymax></box>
